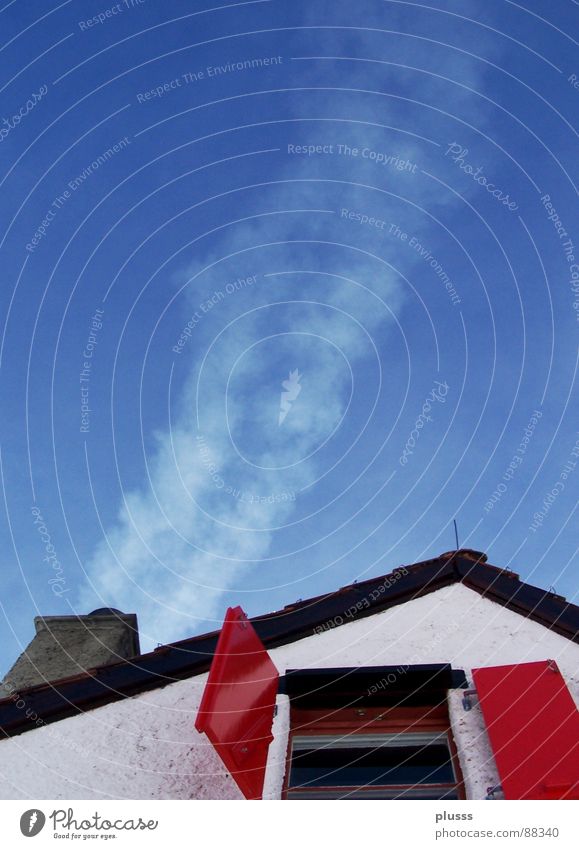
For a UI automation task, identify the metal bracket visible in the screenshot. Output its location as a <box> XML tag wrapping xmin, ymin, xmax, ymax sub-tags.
<box><xmin>486</xmin><ymin>784</ymin><xmax>503</xmax><ymax>800</ymax></box>
<box><xmin>462</xmin><ymin>688</ymin><xmax>478</xmax><ymax>711</ymax></box>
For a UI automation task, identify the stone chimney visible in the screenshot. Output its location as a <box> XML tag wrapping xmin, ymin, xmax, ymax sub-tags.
<box><xmin>1</xmin><ymin>608</ymin><xmax>139</xmax><ymax>696</ymax></box>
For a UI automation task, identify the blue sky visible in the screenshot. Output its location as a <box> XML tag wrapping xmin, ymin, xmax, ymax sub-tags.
<box><xmin>0</xmin><ymin>0</ymin><xmax>577</xmax><ymax>672</ymax></box>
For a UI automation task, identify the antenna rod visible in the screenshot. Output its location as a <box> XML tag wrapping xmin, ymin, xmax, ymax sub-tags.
<box><xmin>453</xmin><ymin>519</ymin><xmax>459</xmax><ymax>550</ymax></box>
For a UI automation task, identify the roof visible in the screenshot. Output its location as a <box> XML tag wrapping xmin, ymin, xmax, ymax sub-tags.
<box><xmin>1</xmin><ymin>549</ymin><xmax>578</xmax><ymax>738</ymax></box>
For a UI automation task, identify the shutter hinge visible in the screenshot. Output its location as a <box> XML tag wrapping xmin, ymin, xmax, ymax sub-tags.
<box><xmin>462</xmin><ymin>688</ymin><xmax>478</xmax><ymax>711</ymax></box>
<box><xmin>486</xmin><ymin>784</ymin><xmax>503</xmax><ymax>800</ymax></box>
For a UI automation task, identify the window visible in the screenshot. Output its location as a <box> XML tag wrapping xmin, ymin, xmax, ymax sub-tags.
<box><xmin>282</xmin><ymin>666</ymin><xmax>466</xmax><ymax>800</ymax></box>
<box><xmin>287</xmin><ymin>727</ymin><xmax>460</xmax><ymax>799</ymax></box>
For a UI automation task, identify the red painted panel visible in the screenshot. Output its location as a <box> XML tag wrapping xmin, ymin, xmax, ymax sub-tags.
<box><xmin>195</xmin><ymin>606</ymin><xmax>279</xmax><ymax>800</ymax></box>
<box><xmin>473</xmin><ymin>660</ymin><xmax>579</xmax><ymax>799</ymax></box>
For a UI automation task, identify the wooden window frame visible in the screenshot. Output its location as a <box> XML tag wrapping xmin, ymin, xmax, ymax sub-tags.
<box><xmin>283</xmin><ymin>703</ymin><xmax>465</xmax><ymax>799</ymax></box>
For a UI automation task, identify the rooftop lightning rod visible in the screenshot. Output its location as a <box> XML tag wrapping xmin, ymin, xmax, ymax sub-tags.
<box><xmin>453</xmin><ymin>519</ymin><xmax>459</xmax><ymax>550</ymax></box>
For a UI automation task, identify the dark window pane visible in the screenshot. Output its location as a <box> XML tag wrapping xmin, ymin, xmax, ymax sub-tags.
<box><xmin>289</xmin><ymin>734</ymin><xmax>455</xmax><ymax>789</ymax></box>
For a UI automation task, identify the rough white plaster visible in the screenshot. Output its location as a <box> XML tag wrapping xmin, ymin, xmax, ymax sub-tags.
<box><xmin>262</xmin><ymin>694</ymin><xmax>290</xmax><ymax>800</ymax></box>
<box><xmin>0</xmin><ymin>671</ymin><xmax>242</xmax><ymax>800</ymax></box>
<box><xmin>448</xmin><ymin>689</ymin><xmax>500</xmax><ymax>800</ymax></box>
<box><xmin>267</xmin><ymin>585</ymin><xmax>579</xmax><ymax>687</ymax></box>
<box><xmin>0</xmin><ymin>584</ymin><xmax>577</xmax><ymax>800</ymax></box>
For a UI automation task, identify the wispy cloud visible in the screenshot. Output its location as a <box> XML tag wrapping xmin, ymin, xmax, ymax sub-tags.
<box><xmin>78</xmin><ymin>250</ymin><xmax>401</xmax><ymax>645</ymax></box>
<box><xmin>77</xmin><ymin>3</ymin><xmax>495</xmax><ymax>647</ymax></box>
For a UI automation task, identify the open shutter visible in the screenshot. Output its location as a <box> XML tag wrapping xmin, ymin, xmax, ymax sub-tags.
<box><xmin>195</xmin><ymin>606</ymin><xmax>279</xmax><ymax>800</ymax></box>
<box><xmin>472</xmin><ymin>660</ymin><xmax>579</xmax><ymax>799</ymax></box>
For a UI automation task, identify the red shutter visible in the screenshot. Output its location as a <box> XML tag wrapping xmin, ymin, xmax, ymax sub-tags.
<box><xmin>472</xmin><ymin>660</ymin><xmax>579</xmax><ymax>799</ymax></box>
<box><xmin>195</xmin><ymin>606</ymin><xmax>279</xmax><ymax>800</ymax></box>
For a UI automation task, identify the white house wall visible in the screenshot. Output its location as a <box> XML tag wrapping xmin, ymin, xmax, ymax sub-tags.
<box><xmin>0</xmin><ymin>584</ymin><xmax>577</xmax><ymax>800</ymax></box>
<box><xmin>0</xmin><ymin>670</ymin><xmax>243</xmax><ymax>800</ymax></box>
<box><xmin>263</xmin><ymin>583</ymin><xmax>579</xmax><ymax>801</ymax></box>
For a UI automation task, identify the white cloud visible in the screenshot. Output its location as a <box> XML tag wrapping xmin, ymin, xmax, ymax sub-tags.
<box><xmin>78</xmin><ymin>3</ymin><xmax>496</xmax><ymax>647</ymax></box>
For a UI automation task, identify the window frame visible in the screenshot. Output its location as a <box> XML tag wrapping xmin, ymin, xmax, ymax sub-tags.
<box><xmin>283</xmin><ymin>703</ymin><xmax>465</xmax><ymax>800</ymax></box>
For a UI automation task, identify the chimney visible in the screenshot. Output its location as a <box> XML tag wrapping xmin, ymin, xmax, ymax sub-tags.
<box><xmin>1</xmin><ymin>608</ymin><xmax>139</xmax><ymax>696</ymax></box>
